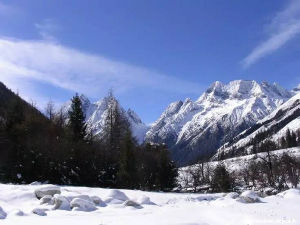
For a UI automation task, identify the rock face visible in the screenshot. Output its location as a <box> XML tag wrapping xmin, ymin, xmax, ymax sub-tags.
<box><xmin>215</xmin><ymin>92</ymin><xmax>300</xmax><ymax>159</ymax></box>
<box><xmin>145</xmin><ymin>80</ymin><xmax>291</xmax><ymax>165</ymax></box>
<box><xmin>62</xmin><ymin>95</ymin><xmax>148</xmax><ymax>143</ymax></box>
<box><xmin>34</xmin><ymin>185</ymin><xmax>61</xmax><ymax>199</ymax></box>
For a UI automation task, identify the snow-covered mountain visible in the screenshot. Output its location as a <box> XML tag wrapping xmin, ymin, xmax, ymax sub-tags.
<box><xmin>62</xmin><ymin>95</ymin><xmax>148</xmax><ymax>143</ymax></box>
<box><xmin>214</xmin><ymin>92</ymin><xmax>300</xmax><ymax>159</ymax></box>
<box><xmin>145</xmin><ymin>80</ymin><xmax>292</xmax><ymax>165</ymax></box>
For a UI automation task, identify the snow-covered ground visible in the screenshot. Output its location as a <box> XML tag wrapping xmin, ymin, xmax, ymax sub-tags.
<box><xmin>214</xmin><ymin>147</ymin><xmax>300</xmax><ymax>172</ymax></box>
<box><xmin>178</xmin><ymin>147</ymin><xmax>300</xmax><ymax>192</ymax></box>
<box><xmin>0</xmin><ymin>183</ymin><xmax>300</xmax><ymax>225</ymax></box>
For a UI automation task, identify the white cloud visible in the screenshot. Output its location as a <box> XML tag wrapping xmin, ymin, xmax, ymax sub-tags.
<box><xmin>242</xmin><ymin>0</ymin><xmax>300</xmax><ymax>68</ymax></box>
<box><xmin>0</xmin><ymin>37</ymin><xmax>202</xmax><ymax>108</ymax></box>
<box><xmin>35</xmin><ymin>19</ymin><xmax>60</xmax><ymax>42</ymax></box>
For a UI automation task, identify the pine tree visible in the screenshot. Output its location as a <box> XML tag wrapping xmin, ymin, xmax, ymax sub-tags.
<box><xmin>117</xmin><ymin>130</ymin><xmax>137</xmax><ymax>188</ymax></box>
<box><xmin>156</xmin><ymin>146</ymin><xmax>178</xmax><ymax>191</ymax></box>
<box><xmin>211</xmin><ymin>164</ymin><xmax>233</xmax><ymax>192</ymax></box>
<box><xmin>68</xmin><ymin>94</ymin><xmax>86</xmax><ymax>141</ymax></box>
<box><xmin>5</xmin><ymin>98</ymin><xmax>26</xmax><ymax>182</ymax></box>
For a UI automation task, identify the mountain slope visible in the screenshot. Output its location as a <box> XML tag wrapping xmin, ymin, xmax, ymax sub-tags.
<box><xmin>214</xmin><ymin>92</ymin><xmax>300</xmax><ymax>159</ymax></box>
<box><xmin>146</xmin><ymin>80</ymin><xmax>292</xmax><ymax>165</ymax></box>
<box><xmin>62</xmin><ymin>95</ymin><xmax>148</xmax><ymax>143</ymax></box>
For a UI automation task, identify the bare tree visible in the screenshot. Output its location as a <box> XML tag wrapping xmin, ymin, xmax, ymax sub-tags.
<box><xmin>45</xmin><ymin>100</ymin><xmax>55</xmax><ymax>121</ymax></box>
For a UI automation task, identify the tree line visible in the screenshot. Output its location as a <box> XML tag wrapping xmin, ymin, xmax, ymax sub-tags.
<box><xmin>0</xmin><ymin>85</ymin><xmax>177</xmax><ymax>191</ymax></box>
<box><xmin>180</xmin><ymin>151</ymin><xmax>300</xmax><ymax>193</ymax></box>
<box><xmin>218</xmin><ymin>128</ymin><xmax>300</xmax><ymax>160</ymax></box>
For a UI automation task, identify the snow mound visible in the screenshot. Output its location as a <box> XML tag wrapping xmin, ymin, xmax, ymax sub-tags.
<box><xmin>53</xmin><ymin>195</ymin><xmax>70</xmax><ymax>210</ymax></box>
<box><xmin>64</xmin><ymin>194</ymin><xmax>92</xmax><ymax>202</ymax></box>
<box><xmin>40</xmin><ymin>195</ymin><xmax>54</xmax><ymax>205</ymax></box>
<box><xmin>238</xmin><ymin>190</ymin><xmax>260</xmax><ymax>203</ymax></box>
<box><xmin>225</xmin><ymin>192</ymin><xmax>239</xmax><ymax>199</ymax></box>
<box><xmin>277</xmin><ymin>189</ymin><xmax>300</xmax><ymax>199</ymax></box>
<box><xmin>10</xmin><ymin>209</ymin><xmax>24</xmax><ymax>216</ymax></box>
<box><xmin>105</xmin><ymin>190</ymin><xmax>129</xmax><ymax>203</ymax></box>
<box><xmin>137</xmin><ymin>195</ymin><xmax>155</xmax><ymax>205</ymax></box>
<box><xmin>0</xmin><ymin>206</ymin><xmax>7</xmax><ymax>219</ymax></box>
<box><xmin>123</xmin><ymin>200</ymin><xmax>142</xmax><ymax>208</ymax></box>
<box><xmin>70</xmin><ymin>198</ymin><xmax>97</xmax><ymax>212</ymax></box>
<box><xmin>91</xmin><ymin>196</ymin><xmax>106</xmax><ymax>207</ymax></box>
<box><xmin>29</xmin><ymin>181</ymin><xmax>42</xmax><ymax>185</ymax></box>
<box><xmin>32</xmin><ymin>208</ymin><xmax>47</xmax><ymax>216</ymax></box>
<box><xmin>34</xmin><ymin>185</ymin><xmax>61</xmax><ymax>199</ymax></box>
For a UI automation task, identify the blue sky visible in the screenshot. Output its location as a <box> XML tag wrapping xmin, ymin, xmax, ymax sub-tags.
<box><xmin>1</xmin><ymin>0</ymin><xmax>300</xmax><ymax>123</ymax></box>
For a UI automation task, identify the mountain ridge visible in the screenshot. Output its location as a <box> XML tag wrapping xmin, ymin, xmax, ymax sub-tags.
<box><xmin>145</xmin><ymin>80</ymin><xmax>292</xmax><ymax>165</ymax></box>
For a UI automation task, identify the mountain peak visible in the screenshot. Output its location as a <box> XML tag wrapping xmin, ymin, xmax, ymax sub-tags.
<box><xmin>127</xmin><ymin>108</ymin><xmax>143</xmax><ymax>124</ymax></box>
<box><xmin>198</xmin><ymin>80</ymin><xmax>291</xmax><ymax>103</ymax></box>
<box><xmin>146</xmin><ymin>79</ymin><xmax>292</xmax><ymax>165</ymax></box>
<box><xmin>63</xmin><ymin>95</ymin><xmax>148</xmax><ymax>143</ymax></box>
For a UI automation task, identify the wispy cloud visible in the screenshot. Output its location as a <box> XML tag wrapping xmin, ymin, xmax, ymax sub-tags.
<box><xmin>0</xmin><ymin>37</ymin><xmax>202</xmax><ymax>107</ymax></box>
<box><xmin>242</xmin><ymin>0</ymin><xmax>300</xmax><ymax>68</ymax></box>
<box><xmin>35</xmin><ymin>19</ymin><xmax>60</xmax><ymax>42</ymax></box>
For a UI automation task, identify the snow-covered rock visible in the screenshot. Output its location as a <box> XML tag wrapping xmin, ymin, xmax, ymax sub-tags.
<box><xmin>146</xmin><ymin>80</ymin><xmax>291</xmax><ymax>165</ymax></box>
<box><xmin>225</xmin><ymin>192</ymin><xmax>239</xmax><ymax>199</ymax></box>
<box><xmin>70</xmin><ymin>198</ymin><xmax>97</xmax><ymax>212</ymax></box>
<box><xmin>90</xmin><ymin>196</ymin><xmax>106</xmax><ymax>207</ymax></box>
<box><xmin>123</xmin><ymin>200</ymin><xmax>142</xmax><ymax>208</ymax></box>
<box><xmin>239</xmin><ymin>190</ymin><xmax>261</xmax><ymax>203</ymax></box>
<box><xmin>40</xmin><ymin>195</ymin><xmax>54</xmax><ymax>205</ymax></box>
<box><xmin>32</xmin><ymin>208</ymin><xmax>47</xmax><ymax>216</ymax></box>
<box><xmin>0</xmin><ymin>206</ymin><xmax>7</xmax><ymax>219</ymax></box>
<box><xmin>263</xmin><ymin>187</ymin><xmax>278</xmax><ymax>196</ymax></box>
<box><xmin>0</xmin><ymin>183</ymin><xmax>300</xmax><ymax>224</ymax></box>
<box><xmin>34</xmin><ymin>185</ymin><xmax>61</xmax><ymax>199</ymax></box>
<box><xmin>53</xmin><ymin>195</ymin><xmax>70</xmax><ymax>210</ymax></box>
<box><xmin>64</xmin><ymin>194</ymin><xmax>92</xmax><ymax>203</ymax></box>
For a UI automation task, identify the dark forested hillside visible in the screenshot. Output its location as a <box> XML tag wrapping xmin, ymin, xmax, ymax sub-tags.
<box><xmin>0</xmin><ymin>82</ymin><xmax>177</xmax><ymax>191</ymax></box>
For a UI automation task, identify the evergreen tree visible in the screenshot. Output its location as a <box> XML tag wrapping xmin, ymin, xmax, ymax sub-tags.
<box><xmin>156</xmin><ymin>146</ymin><xmax>178</xmax><ymax>191</ymax></box>
<box><xmin>117</xmin><ymin>130</ymin><xmax>137</xmax><ymax>188</ymax></box>
<box><xmin>211</xmin><ymin>164</ymin><xmax>233</xmax><ymax>192</ymax></box>
<box><xmin>4</xmin><ymin>98</ymin><xmax>26</xmax><ymax>182</ymax></box>
<box><xmin>68</xmin><ymin>94</ymin><xmax>86</xmax><ymax>141</ymax></box>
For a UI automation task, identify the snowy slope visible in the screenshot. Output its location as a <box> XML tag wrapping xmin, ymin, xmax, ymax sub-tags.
<box><xmin>1</xmin><ymin>183</ymin><xmax>300</xmax><ymax>225</ymax></box>
<box><xmin>146</xmin><ymin>80</ymin><xmax>292</xmax><ymax>165</ymax></box>
<box><xmin>62</xmin><ymin>95</ymin><xmax>148</xmax><ymax>143</ymax></box>
<box><xmin>215</xmin><ymin>92</ymin><xmax>300</xmax><ymax>158</ymax></box>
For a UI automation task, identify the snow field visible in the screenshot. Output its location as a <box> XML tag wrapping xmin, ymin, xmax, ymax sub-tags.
<box><xmin>0</xmin><ymin>183</ymin><xmax>299</xmax><ymax>225</ymax></box>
